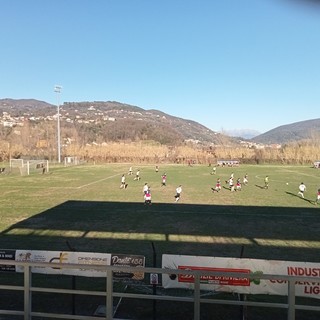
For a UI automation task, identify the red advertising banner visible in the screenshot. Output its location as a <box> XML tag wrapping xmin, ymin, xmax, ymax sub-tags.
<box><xmin>178</xmin><ymin>265</ymin><xmax>250</xmax><ymax>286</ymax></box>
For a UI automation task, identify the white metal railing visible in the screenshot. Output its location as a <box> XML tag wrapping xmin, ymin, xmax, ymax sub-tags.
<box><xmin>0</xmin><ymin>259</ymin><xmax>319</xmax><ymax>320</ymax></box>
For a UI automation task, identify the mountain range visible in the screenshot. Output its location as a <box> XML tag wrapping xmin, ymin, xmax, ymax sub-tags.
<box><xmin>251</xmin><ymin>118</ymin><xmax>320</xmax><ymax>145</ymax></box>
<box><xmin>224</xmin><ymin>129</ymin><xmax>261</xmax><ymax>140</ymax></box>
<box><xmin>0</xmin><ymin>98</ymin><xmax>319</xmax><ymax>146</ymax></box>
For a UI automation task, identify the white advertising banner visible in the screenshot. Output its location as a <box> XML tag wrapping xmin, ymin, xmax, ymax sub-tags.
<box><xmin>16</xmin><ymin>250</ymin><xmax>111</xmax><ymax>277</ymax></box>
<box><xmin>162</xmin><ymin>254</ymin><xmax>320</xmax><ymax>299</ymax></box>
<box><xmin>13</xmin><ymin>250</ymin><xmax>145</xmax><ymax>279</ymax></box>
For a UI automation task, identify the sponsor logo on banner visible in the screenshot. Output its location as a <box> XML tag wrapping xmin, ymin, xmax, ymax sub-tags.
<box><xmin>111</xmin><ymin>254</ymin><xmax>145</xmax><ymax>280</ymax></box>
<box><xmin>178</xmin><ymin>266</ymin><xmax>250</xmax><ymax>286</ymax></box>
<box><xmin>0</xmin><ymin>250</ymin><xmax>16</xmax><ymax>272</ymax></box>
<box><xmin>14</xmin><ymin>250</ymin><xmax>112</xmax><ymax>277</ymax></box>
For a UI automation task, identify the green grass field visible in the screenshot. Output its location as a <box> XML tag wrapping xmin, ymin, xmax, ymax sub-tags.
<box><xmin>0</xmin><ymin>163</ymin><xmax>319</xmax><ymax>319</ymax></box>
<box><xmin>0</xmin><ymin>163</ymin><xmax>319</xmax><ymax>262</ymax></box>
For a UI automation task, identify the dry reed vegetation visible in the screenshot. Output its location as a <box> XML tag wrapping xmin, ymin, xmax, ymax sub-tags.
<box><xmin>1</xmin><ymin>139</ymin><xmax>320</xmax><ymax>165</ymax></box>
<box><xmin>62</xmin><ymin>142</ymin><xmax>320</xmax><ymax>165</ymax></box>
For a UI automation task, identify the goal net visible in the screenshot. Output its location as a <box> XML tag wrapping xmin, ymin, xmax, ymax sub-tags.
<box><xmin>64</xmin><ymin>156</ymin><xmax>79</xmax><ymax>166</ymax></box>
<box><xmin>19</xmin><ymin>160</ymin><xmax>49</xmax><ymax>176</ymax></box>
<box><xmin>10</xmin><ymin>159</ymin><xmax>24</xmax><ymax>169</ymax></box>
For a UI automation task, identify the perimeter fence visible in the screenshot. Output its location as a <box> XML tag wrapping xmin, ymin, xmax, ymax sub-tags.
<box><xmin>0</xmin><ymin>260</ymin><xmax>319</xmax><ymax>320</ymax></box>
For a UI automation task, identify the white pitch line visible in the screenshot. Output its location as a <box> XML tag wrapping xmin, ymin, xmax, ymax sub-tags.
<box><xmin>1</xmin><ymin>164</ymin><xmax>145</xmax><ymax>190</ymax></box>
<box><xmin>279</xmin><ymin>169</ymin><xmax>320</xmax><ymax>179</ymax></box>
<box><xmin>255</xmin><ymin>172</ymin><xmax>320</xmax><ymax>189</ymax></box>
<box><xmin>77</xmin><ymin>173</ymin><xmax>121</xmax><ymax>189</ymax></box>
<box><xmin>0</xmin><ymin>173</ymin><xmax>123</xmax><ymax>190</ymax></box>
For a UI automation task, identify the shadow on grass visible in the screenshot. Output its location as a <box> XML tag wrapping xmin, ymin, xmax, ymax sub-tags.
<box><xmin>255</xmin><ymin>184</ymin><xmax>267</xmax><ymax>189</ymax></box>
<box><xmin>0</xmin><ymin>201</ymin><xmax>319</xmax><ymax>263</ymax></box>
<box><xmin>0</xmin><ymin>201</ymin><xmax>319</xmax><ymax>320</ymax></box>
<box><xmin>285</xmin><ymin>191</ymin><xmax>315</xmax><ymax>205</ymax></box>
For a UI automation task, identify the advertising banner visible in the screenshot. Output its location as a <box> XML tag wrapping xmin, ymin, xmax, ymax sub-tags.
<box><xmin>15</xmin><ymin>250</ymin><xmax>112</xmax><ymax>277</ymax></box>
<box><xmin>0</xmin><ymin>250</ymin><xmax>16</xmax><ymax>272</ymax></box>
<box><xmin>111</xmin><ymin>254</ymin><xmax>145</xmax><ymax>280</ymax></box>
<box><xmin>0</xmin><ymin>249</ymin><xmax>146</xmax><ymax>278</ymax></box>
<box><xmin>162</xmin><ymin>254</ymin><xmax>320</xmax><ymax>299</ymax></box>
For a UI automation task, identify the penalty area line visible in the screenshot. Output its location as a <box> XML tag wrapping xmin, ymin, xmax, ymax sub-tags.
<box><xmin>77</xmin><ymin>173</ymin><xmax>120</xmax><ymax>189</ymax></box>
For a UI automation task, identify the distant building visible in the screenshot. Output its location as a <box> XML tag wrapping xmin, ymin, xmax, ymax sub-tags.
<box><xmin>313</xmin><ymin>161</ymin><xmax>320</xmax><ymax>169</ymax></box>
<box><xmin>3</xmin><ymin>121</ymin><xmax>14</xmax><ymax>127</ymax></box>
<box><xmin>37</xmin><ymin>140</ymin><xmax>48</xmax><ymax>148</ymax></box>
<box><xmin>217</xmin><ymin>160</ymin><xmax>240</xmax><ymax>167</ymax></box>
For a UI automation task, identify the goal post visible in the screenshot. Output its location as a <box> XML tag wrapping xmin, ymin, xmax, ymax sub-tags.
<box><xmin>10</xmin><ymin>159</ymin><xmax>49</xmax><ymax>176</ymax></box>
<box><xmin>20</xmin><ymin>160</ymin><xmax>49</xmax><ymax>176</ymax></box>
<box><xmin>64</xmin><ymin>156</ymin><xmax>79</xmax><ymax>166</ymax></box>
<box><xmin>10</xmin><ymin>159</ymin><xmax>24</xmax><ymax>169</ymax></box>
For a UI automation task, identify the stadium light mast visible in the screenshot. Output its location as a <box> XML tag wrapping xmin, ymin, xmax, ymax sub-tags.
<box><xmin>54</xmin><ymin>85</ymin><xmax>62</xmax><ymax>163</ymax></box>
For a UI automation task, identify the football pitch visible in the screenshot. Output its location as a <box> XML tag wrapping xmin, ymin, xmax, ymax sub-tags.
<box><xmin>0</xmin><ymin>163</ymin><xmax>319</xmax><ymax>319</ymax></box>
<box><xmin>0</xmin><ymin>163</ymin><xmax>319</xmax><ymax>263</ymax></box>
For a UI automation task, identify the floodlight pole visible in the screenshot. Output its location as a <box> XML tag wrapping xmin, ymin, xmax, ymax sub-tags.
<box><xmin>54</xmin><ymin>85</ymin><xmax>62</xmax><ymax>163</ymax></box>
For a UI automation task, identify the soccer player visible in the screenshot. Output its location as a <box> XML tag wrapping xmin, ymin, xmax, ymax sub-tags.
<box><xmin>228</xmin><ymin>177</ymin><xmax>235</xmax><ymax>192</ymax></box>
<box><xmin>210</xmin><ymin>166</ymin><xmax>216</xmax><ymax>175</ymax></box>
<box><xmin>243</xmin><ymin>174</ymin><xmax>248</xmax><ymax>185</ymax></box>
<box><xmin>134</xmin><ymin>169</ymin><xmax>140</xmax><ymax>181</ymax></box>
<box><xmin>161</xmin><ymin>173</ymin><xmax>167</xmax><ymax>186</ymax></box>
<box><xmin>144</xmin><ymin>190</ymin><xmax>152</xmax><ymax>205</ymax></box>
<box><xmin>120</xmin><ymin>174</ymin><xmax>127</xmax><ymax>189</ymax></box>
<box><xmin>174</xmin><ymin>185</ymin><xmax>182</xmax><ymax>202</ymax></box>
<box><xmin>298</xmin><ymin>182</ymin><xmax>306</xmax><ymax>198</ymax></box>
<box><xmin>143</xmin><ymin>182</ymin><xmax>149</xmax><ymax>194</ymax></box>
<box><xmin>315</xmin><ymin>188</ymin><xmax>320</xmax><ymax>204</ymax></box>
<box><xmin>236</xmin><ymin>178</ymin><xmax>242</xmax><ymax>191</ymax></box>
<box><xmin>211</xmin><ymin>178</ymin><xmax>221</xmax><ymax>192</ymax></box>
<box><xmin>264</xmin><ymin>176</ymin><xmax>269</xmax><ymax>189</ymax></box>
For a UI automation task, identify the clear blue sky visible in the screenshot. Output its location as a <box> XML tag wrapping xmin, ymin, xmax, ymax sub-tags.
<box><xmin>1</xmin><ymin>0</ymin><xmax>320</xmax><ymax>134</ymax></box>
